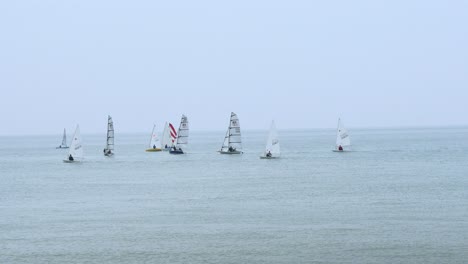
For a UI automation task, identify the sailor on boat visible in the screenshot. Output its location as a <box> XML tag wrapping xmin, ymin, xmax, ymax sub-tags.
<box><xmin>266</xmin><ymin>151</ymin><xmax>272</xmax><ymax>157</ymax></box>
<box><xmin>153</xmin><ymin>145</ymin><xmax>156</xmax><ymax>149</ymax></box>
<box><xmin>338</xmin><ymin>145</ymin><xmax>343</xmax><ymax>151</ymax></box>
<box><xmin>68</xmin><ymin>154</ymin><xmax>74</xmax><ymax>161</ymax></box>
<box><xmin>228</xmin><ymin>146</ymin><xmax>236</xmax><ymax>152</ymax></box>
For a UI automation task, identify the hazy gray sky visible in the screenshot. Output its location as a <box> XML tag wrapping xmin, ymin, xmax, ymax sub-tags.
<box><xmin>0</xmin><ymin>0</ymin><xmax>466</xmax><ymax>135</ymax></box>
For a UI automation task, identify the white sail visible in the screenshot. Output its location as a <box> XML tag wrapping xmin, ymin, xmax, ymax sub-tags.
<box><xmin>65</xmin><ymin>125</ymin><xmax>83</xmax><ymax>161</ymax></box>
<box><xmin>220</xmin><ymin>112</ymin><xmax>242</xmax><ymax>152</ymax></box>
<box><xmin>161</xmin><ymin>122</ymin><xmax>172</xmax><ymax>149</ymax></box>
<box><xmin>173</xmin><ymin>115</ymin><xmax>189</xmax><ymax>150</ymax></box>
<box><xmin>263</xmin><ymin>120</ymin><xmax>280</xmax><ymax>157</ymax></box>
<box><xmin>148</xmin><ymin>124</ymin><xmax>161</xmax><ymax>149</ymax></box>
<box><xmin>335</xmin><ymin>118</ymin><xmax>351</xmax><ymax>148</ymax></box>
<box><xmin>220</xmin><ymin>129</ymin><xmax>230</xmax><ymax>152</ymax></box>
<box><xmin>104</xmin><ymin>115</ymin><xmax>114</xmax><ymax>154</ymax></box>
<box><xmin>57</xmin><ymin>128</ymin><xmax>68</xmax><ymax>148</ymax></box>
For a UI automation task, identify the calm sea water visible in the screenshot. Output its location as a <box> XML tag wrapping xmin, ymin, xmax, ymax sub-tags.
<box><xmin>1</xmin><ymin>128</ymin><xmax>467</xmax><ymax>264</ymax></box>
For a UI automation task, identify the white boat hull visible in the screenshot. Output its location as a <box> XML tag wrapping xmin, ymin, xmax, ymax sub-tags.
<box><xmin>219</xmin><ymin>150</ymin><xmax>242</xmax><ymax>155</ymax></box>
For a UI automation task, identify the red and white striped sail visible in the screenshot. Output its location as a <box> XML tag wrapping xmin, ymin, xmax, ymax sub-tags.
<box><xmin>169</xmin><ymin>123</ymin><xmax>177</xmax><ymax>143</ymax></box>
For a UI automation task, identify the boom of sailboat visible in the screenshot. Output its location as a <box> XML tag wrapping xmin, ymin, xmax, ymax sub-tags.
<box><xmin>60</xmin><ymin>114</ymin><xmax>352</xmax><ymax>162</ymax></box>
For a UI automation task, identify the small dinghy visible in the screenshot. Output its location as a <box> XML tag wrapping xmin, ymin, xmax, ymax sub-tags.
<box><xmin>161</xmin><ymin>122</ymin><xmax>177</xmax><ymax>151</ymax></box>
<box><xmin>63</xmin><ymin>125</ymin><xmax>83</xmax><ymax>163</ymax></box>
<box><xmin>333</xmin><ymin>118</ymin><xmax>351</xmax><ymax>152</ymax></box>
<box><xmin>56</xmin><ymin>128</ymin><xmax>69</xmax><ymax>149</ymax></box>
<box><xmin>219</xmin><ymin>112</ymin><xmax>243</xmax><ymax>154</ymax></box>
<box><xmin>169</xmin><ymin>115</ymin><xmax>189</xmax><ymax>154</ymax></box>
<box><xmin>260</xmin><ymin>120</ymin><xmax>280</xmax><ymax>159</ymax></box>
<box><xmin>146</xmin><ymin>124</ymin><xmax>162</xmax><ymax>152</ymax></box>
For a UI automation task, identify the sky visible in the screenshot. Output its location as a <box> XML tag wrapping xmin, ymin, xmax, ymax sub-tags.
<box><xmin>0</xmin><ymin>0</ymin><xmax>467</xmax><ymax>135</ymax></box>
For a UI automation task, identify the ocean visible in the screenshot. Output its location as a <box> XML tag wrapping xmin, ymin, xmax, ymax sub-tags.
<box><xmin>1</xmin><ymin>127</ymin><xmax>467</xmax><ymax>264</ymax></box>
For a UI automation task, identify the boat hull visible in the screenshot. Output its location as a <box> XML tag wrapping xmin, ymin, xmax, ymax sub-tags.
<box><xmin>146</xmin><ymin>148</ymin><xmax>162</xmax><ymax>152</ymax></box>
<box><xmin>63</xmin><ymin>159</ymin><xmax>79</xmax><ymax>163</ymax></box>
<box><xmin>56</xmin><ymin>146</ymin><xmax>69</xmax><ymax>149</ymax></box>
<box><xmin>332</xmin><ymin>150</ymin><xmax>348</xmax><ymax>152</ymax></box>
<box><xmin>169</xmin><ymin>150</ymin><xmax>184</xmax><ymax>154</ymax></box>
<box><xmin>260</xmin><ymin>156</ymin><xmax>279</xmax><ymax>159</ymax></box>
<box><xmin>219</xmin><ymin>151</ymin><xmax>242</xmax><ymax>155</ymax></box>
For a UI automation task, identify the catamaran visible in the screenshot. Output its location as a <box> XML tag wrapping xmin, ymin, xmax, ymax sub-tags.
<box><xmin>169</xmin><ymin>115</ymin><xmax>189</xmax><ymax>154</ymax></box>
<box><xmin>146</xmin><ymin>124</ymin><xmax>162</xmax><ymax>152</ymax></box>
<box><xmin>333</xmin><ymin>118</ymin><xmax>351</xmax><ymax>152</ymax></box>
<box><xmin>260</xmin><ymin>120</ymin><xmax>280</xmax><ymax>159</ymax></box>
<box><xmin>56</xmin><ymin>128</ymin><xmax>69</xmax><ymax>149</ymax></box>
<box><xmin>161</xmin><ymin>122</ymin><xmax>177</xmax><ymax>151</ymax></box>
<box><xmin>63</xmin><ymin>125</ymin><xmax>83</xmax><ymax>163</ymax></box>
<box><xmin>219</xmin><ymin>112</ymin><xmax>242</xmax><ymax>154</ymax></box>
<box><xmin>103</xmin><ymin>115</ymin><xmax>114</xmax><ymax>156</ymax></box>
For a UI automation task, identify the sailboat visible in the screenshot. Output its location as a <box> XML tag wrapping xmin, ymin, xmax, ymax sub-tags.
<box><xmin>146</xmin><ymin>124</ymin><xmax>162</xmax><ymax>152</ymax></box>
<box><xmin>169</xmin><ymin>115</ymin><xmax>189</xmax><ymax>154</ymax></box>
<box><xmin>219</xmin><ymin>112</ymin><xmax>242</xmax><ymax>154</ymax></box>
<box><xmin>103</xmin><ymin>115</ymin><xmax>114</xmax><ymax>156</ymax></box>
<box><xmin>161</xmin><ymin>122</ymin><xmax>177</xmax><ymax>151</ymax></box>
<box><xmin>260</xmin><ymin>120</ymin><xmax>280</xmax><ymax>159</ymax></box>
<box><xmin>333</xmin><ymin>118</ymin><xmax>351</xmax><ymax>152</ymax></box>
<box><xmin>56</xmin><ymin>128</ymin><xmax>69</xmax><ymax>149</ymax></box>
<box><xmin>63</xmin><ymin>125</ymin><xmax>83</xmax><ymax>163</ymax></box>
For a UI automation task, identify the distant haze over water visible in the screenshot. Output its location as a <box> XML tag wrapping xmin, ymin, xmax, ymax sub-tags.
<box><xmin>0</xmin><ymin>1</ymin><xmax>467</xmax><ymax>135</ymax></box>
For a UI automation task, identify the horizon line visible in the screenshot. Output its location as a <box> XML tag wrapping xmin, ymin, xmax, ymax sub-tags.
<box><xmin>0</xmin><ymin>124</ymin><xmax>467</xmax><ymax>137</ymax></box>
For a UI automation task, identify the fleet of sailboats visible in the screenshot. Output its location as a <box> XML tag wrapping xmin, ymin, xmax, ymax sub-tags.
<box><xmin>63</xmin><ymin>125</ymin><xmax>83</xmax><ymax>163</ymax></box>
<box><xmin>219</xmin><ymin>112</ymin><xmax>243</xmax><ymax>154</ymax></box>
<box><xmin>60</xmin><ymin>114</ymin><xmax>352</xmax><ymax>162</ymax></box>
<box><xmin>260</xmin><ymin>120</ymin><xmax>280</xmax><ymax>159</ymax></box>
<box><xmin>170</xmin><ymin>115</ymin><xmax>189</xmax><ymax>154</ymax></box>
<box><xmin>56</xmin><ymin>128</ymin><xmax>69</xmax><ymax>149</ymax></box>
<box><xmin>103</xmin><ymin>115</ymin><xmax>114</xmax><ymax>156</ymax></box>
<box><xmin>333</xmin><ymin>118</ymin><xmax>351</xmax><ymax>152</ymax></box>
<box><xmin>146</xmin><ymin>124</ymin><xmax>162</xmax><ymax>152</ymax></box>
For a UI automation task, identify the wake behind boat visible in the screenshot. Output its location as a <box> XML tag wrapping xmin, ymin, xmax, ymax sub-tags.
<box><xmin>219</xmin><ymin>112</ymin><xmax>243</xmax><ymax>154</ymax></box>
<box><xmin>103</xmin><ymin>115</ymin><xmax>114</xmax><ymax>156</ymax></box>
<box><xmin>56</xmin><ymin>128</ymin><xmax>69</xmax><ymax>149</ymax></box>
<box><xmin>260</xmin><ymin>120</ymin><xmax>280</xmax><ymax>159</ymax></box>
<box><xmin>169</xmin><ymin>115</ymin><xmax>189</xmax><ymax>154</ymax></box>
<box><xmin>333</xmin><ymin>118</ymin><xmax>351</xmax><ymax>152</ymax></box>
<box><xmin>63</xmin><ymin>125</ymin><xmax>83</xmax><ymax>163</ymax></box>
<box><xmin>146</xmin><ymin>124</ymin><xmax>162</xmax><ymax>152</ymax></box>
